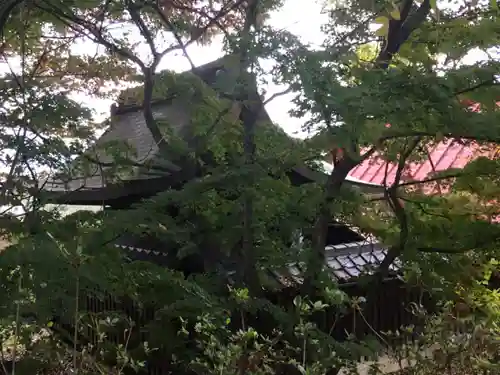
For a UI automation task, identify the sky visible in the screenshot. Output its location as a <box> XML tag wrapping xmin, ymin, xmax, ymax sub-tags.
<box><xmin>0</xmin><ymin>0</ymin><xmax>330</xmax><ymax>214</ymax></box>
<box><xmin>69</xmin><ymin>0</ymin><xmax>488</xmax><ymax>137</ymax></box>
<box><xmin>0</xmin><ymin>0</ymin><xmax>329</xmax><ymax>139</ymax></box>
<box><xmin>0</xmin><ymin>0</ymin><xmax>494</xmax><ymax>217</ymax></box>
<box><xmin>1</xmin><ymin>0</ymin><xmax>489</xmax><ymax>139</ymax></box>
<box><xmin>74</xmin><ymin>0</ymin><xmax>329</xmax><ymax>138</ymax></box>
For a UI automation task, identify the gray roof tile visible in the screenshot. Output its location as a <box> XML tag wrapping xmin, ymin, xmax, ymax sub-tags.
<box><xmin>114</xmin><ymin>235</ymin><xmax>394</xmax><ymax>284</ymax></box>
<box><xmin>324</xmin><ymin>241</ymin><xmax>394</xmax><ymax>280</ymax></box>
<box><xmin>43</xmin><ymin>57</ymin><xmax>239</xmax><ymax>193</ymax></box>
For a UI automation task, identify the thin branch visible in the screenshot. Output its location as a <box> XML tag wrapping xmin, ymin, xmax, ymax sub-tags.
<box><xmin>126</xmin><ymin>0</ymin><xmax>158</xmax><ymax>59</ymax></box>
<box><xmin>152</xmin><ymin>0</ymin><xmax>195</xmax><ymax>70</ymax></box>
<box><xmin>263</xmin><ymin>86</ymin><xmax>293</xmax><ymax>105</ymax></box>
<box><xmin>454</xmin><ymin>80</ymin><xmax>497</xmax><ymax>96</ymax></box>
<box><xmin>160</xmin><ymin>0</ymin><xmax>241</xmax><ymax>40</ymax></box>
<box><xmin>418</xmin><ymin>233</ymin><xmax>500</xmax><ymax>254</ymax></box>
<box><xmin>151</xmin><ymin>0</ymin><xmax>247</xmax><ymax>70</ymax></box>
<box><xmin>394</xmin><ymin>138</ymin><xmax>421</xmax><ymax>188</ymax></box>
<box><xmin>397</xmin><ymin>167</ymin><xmax>494</xmax><ymax>188</ymax></box>
<box><xmin>417</xmin><ymin>247</ymin><xmax>469</xmax><ymax>254</ymax></box>
<box><xmin>81</xmin><ymin>154</ymin><xmax>175</xmax><ymax>174</ymax></box>
<box><xmin>376</xmin><ymin>138</ymin><xmax>421</xmax><ymax>280</ymax></box>
<box><xmin>237</xmin><ymin>0</ymin><xmax>261</xmax><ymax>294</ymax></box>
<box><xmin>379</xmin><ymin>130</ymin><xmax>500</xmax><ymax>144</ymax></box>
<box><xmin>36</xmin><ymin>0</ymin><xmax>146</xmax><ymax>70</ymax></box>
<box><xmin>423</xmin><ymin>145</ymin><xmax>443</xmax><ymax>194</ymax></box>
<box><xmin>399</xmin><ymin>196</ymin><xmax>451</xmax><ymax>221</ymax></box>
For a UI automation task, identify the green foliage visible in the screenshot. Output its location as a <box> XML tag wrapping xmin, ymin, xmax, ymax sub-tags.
<box><xmin>117</xmin><ymin>71</ymin><xmax>213</xmax><ymax>108</ymax></box>
<box><xmin>0</xmin><ymin>0</ymin><xmax>499</xmax><ymax>373</ymax></box>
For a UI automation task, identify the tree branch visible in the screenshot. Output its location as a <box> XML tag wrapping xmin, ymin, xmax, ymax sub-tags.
<box><xmin>301</xmin><ymin>0</ymin><xmax>432</xmax><ymax>295</ymax></box>
<box><xmin>36</xmin><ymin>0</ymin><xmax>146</xmax><ymax>70</ymax></box>
<box><xmin>301</xmin><ymin>146</ymin><xmax>377</xmax><ymax>295</ymax></box>
<box><xmin>376</xmin><ymin>0</ymin><xmax>431</xmax><ymax>68</ymax></box>
<box><xmin>151</xmin><ymin>0</ymin><xmax>247</xmax><ymax>69</ymax></box>
<box><xmin>263</xmin><ymin>87</ymin><xmax>293</xmax><ymax>105</ymax></box>
<box><xmin>0</xmin><ymin>0</ymin><xmax>24</xmax><ymax>39</ymax></box>
<box><xmin>379</xmin><ymin>130</ymin><xmax>500</xmax><ymax>144</ymax></box>
<box><xmin>418</xmin><ymin>233</ymin><xmax>500</xmax><ymax>254</ymax></box>
<box><xmin>297</xmin><ymin>0</ymin><xmax>433</xmax><ymax>299</ymax></box>
<box><xmin>126</xmin><ymin>0</ymin><xmax>159</xmax><ymax>59</ymax></box>
<box><xmin>237</xmin><ymin>0</ymin><xmax>261</xmax><ymax>294</ymax></box>
<box><xmin>372</xmin><ymin>138</ymin><xmax>420</xmax><ymax>283</ymax></box>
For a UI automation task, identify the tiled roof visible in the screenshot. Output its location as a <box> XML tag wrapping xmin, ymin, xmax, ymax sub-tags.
<box><xmin>44</xmin><ymin>56</ymin><xmax>236</xmax><ymax>193</ymax></box>
<box><xmin>325</xmin><ymin>241</ymin><xmax>394</xmax><ymax>279</ymax></box>
<box><xmin>348</xmin><ymin>140</ymin><xmax>499</xmax><ymax>192</ymax></box>
<box><xmin>43</xmin><ymin>56</ymin><xmax>386</xmax><ymax>202</ymax></box>
<box><xmin>276</xmin><ymin>241</ymin><xmax>395</xmax><ymax>284</ymax></box>
<box><xmin>116</xmin><ymin>238</ymin><xmax>392</xmax><ymax>284</ymax></box>
<box><xmin>43</xmin><ymin>105</ymin><xmax>188</xmax><ymax>193</ymax></box>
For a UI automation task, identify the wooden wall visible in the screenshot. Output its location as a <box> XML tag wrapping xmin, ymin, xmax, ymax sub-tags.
<box><xmin>57</xmin><ymin>277</ymin><xmax>426</xmax><ymax>375</ymax></box>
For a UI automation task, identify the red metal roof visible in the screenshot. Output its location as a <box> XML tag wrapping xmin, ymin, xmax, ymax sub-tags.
<box><xmin>347</xmin><ymin>140</ymin><xmax>500</xmax><ymax>222</ymax></box>
<box><xmin>348</xmin><ymin>101</ymin><xmax>500</xmax><ymax>192</ymax></box>
<box><xmin>348</xmin><ymin>140</ymin><xmax>499</xmax><ymax>192</ymax></box>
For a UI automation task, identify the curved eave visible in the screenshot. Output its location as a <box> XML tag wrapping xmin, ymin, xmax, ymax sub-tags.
<box><xmin>42</xmin><ymin>163</ymin><xmax>384</xmax><ymax>205</ymax></box>
<box><xmin>39</xmin><ymin>175</ymin><xmax>176</xmax><ymax>205</ymax></box>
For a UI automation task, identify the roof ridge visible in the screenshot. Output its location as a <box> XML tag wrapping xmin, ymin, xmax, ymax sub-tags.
<box><xmin>325</xmin><ymin>240</ymin><xmax>382</xmax><ymax>257</ymax></box>
<box><xmin>112</xmin><ymin>54</ymin><xmax>241</xmax><ymax>115</ymax></box>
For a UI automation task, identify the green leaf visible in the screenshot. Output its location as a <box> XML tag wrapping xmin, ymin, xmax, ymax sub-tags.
<box><xmin>491</xmin><ymin>0</ymin><xmax>499</xmax><ymax>10</ymax></box>
<box><xmin>373</xmin><ymin>15</ymin><xmax>390</xmax><ymax>38</ymax></box>
<box><xmin>374</xmin><ymin>16</ymin><xmax>389</xmax><ymax>24</ymax></box>
<box><xmin>390</xmin><ymin>8</ymin><xmax>401</xmax><ymax>20</ymax></box>
<box><xmin>375</xmin><ymin>23</ymin><xmax>389</xmax><ymax>37</ymax></box>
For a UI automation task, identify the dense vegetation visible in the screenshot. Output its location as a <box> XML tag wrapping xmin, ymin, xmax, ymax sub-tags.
<box><xmin>0</xmin><ymin>0</ymin><xmax>499</xmax><ymax>373</ymax></box>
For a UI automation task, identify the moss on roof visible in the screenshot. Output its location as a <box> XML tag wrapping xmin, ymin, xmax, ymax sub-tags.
<box><xmin>112</xmin><ymin>59</ymin><xmax>308</xmax><ymax>169</ymax></box>
<box><xmin>117</xmin><ymin>70</ymin><xmax>216</xmax><ymax>108</ymax></box>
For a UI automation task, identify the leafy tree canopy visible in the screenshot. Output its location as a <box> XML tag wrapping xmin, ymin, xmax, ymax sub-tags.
<box><xmin>0</xmin><ymin>0</ymin><xmax>498</xmax><ymax>373</ymax></box>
